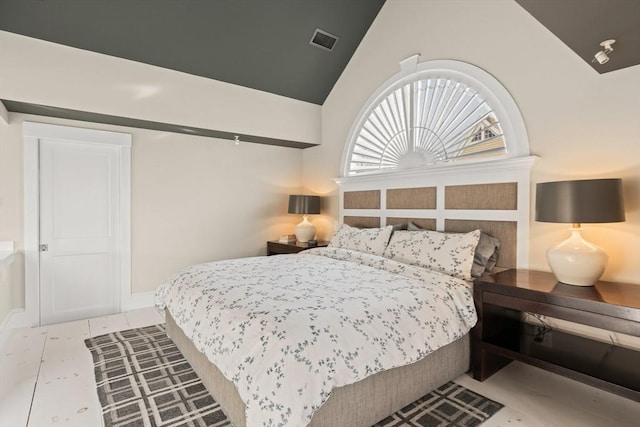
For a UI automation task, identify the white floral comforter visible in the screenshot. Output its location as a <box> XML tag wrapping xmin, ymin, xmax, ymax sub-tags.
<box><xmin>155</xmin><ymin>247</ymin><xmax>477</xmax><ymax>427</ymax></box>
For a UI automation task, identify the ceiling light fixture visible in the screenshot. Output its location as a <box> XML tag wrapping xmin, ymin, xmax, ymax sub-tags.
<box><xmin>592</xmin><ymin>39</ymin><xmax>616</xmax><ymax>64</ymax></box>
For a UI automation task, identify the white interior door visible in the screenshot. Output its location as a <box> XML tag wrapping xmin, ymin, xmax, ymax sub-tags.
<box><xmin>39</xmin><ymin>138</ymin><xmax>121</xmax><ymax>325</ymax></box>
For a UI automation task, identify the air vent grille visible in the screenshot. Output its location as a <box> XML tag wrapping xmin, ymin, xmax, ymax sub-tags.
<box><xmin>310</xmin><ymin>28</ymin><xmax>338</xmax><ymax>52</ymax></box>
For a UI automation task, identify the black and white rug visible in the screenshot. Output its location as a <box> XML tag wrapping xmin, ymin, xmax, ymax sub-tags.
<box><xmin>85</xmin><ymin>325</ymin><xmax>503</xmax><ymax>427</ymax></box>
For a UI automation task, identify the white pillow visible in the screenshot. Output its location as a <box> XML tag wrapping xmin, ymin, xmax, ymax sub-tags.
<box><xmin>383</xmin><ymin>229</ymin><xmax>481</xmax><ymax>280</ymax></box>
<box><xmin>328</xmin><ymin>224</ymin><xmax>394</xmax><ymax>256</ymax></box>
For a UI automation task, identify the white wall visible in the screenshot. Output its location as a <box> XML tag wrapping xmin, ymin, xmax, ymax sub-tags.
<box><xmin>129</xmin><ymin>121</ymin><xmax>302</xmax><ymax>293</ymax></box>
<box><xmin>1</xmin><ymin>1</ymin><xmax>638</xmax><ymax>329</ymax></box>
<box><xmin>0</xmin><ymin>31</ymin><xmax>320</xmax><ymax>325</ymax></box>
<box><xmin>0</xmin><ymin>31</ymin><xmax>321</xmax><ymax>145</ymax></box>
<box><xmin>0</xmin><ymin>113</ymin><xmax>304</xmax><ymax>325</ymax></box>
<box><xmin>304</xmin><ymin>0</ymin><xmax>640</xmax><ymax>285</ymax></box>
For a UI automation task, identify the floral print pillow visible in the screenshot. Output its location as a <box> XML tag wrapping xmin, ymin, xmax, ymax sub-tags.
<box><xmin>383</xmin><ymin>229</ymin><xmax>481</xmax><ymax>280</ymax></box>
<box><xmin>407</xmin><ymin>221</ymin><xmax>500</xmax><ymax>278</ymax></box>
<box><xmin>328</xmin><ymin>223</ymin><xmax>394</xmax><ymax>256</ymax></box>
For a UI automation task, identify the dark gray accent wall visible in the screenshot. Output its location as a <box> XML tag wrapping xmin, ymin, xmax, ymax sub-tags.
<box><xmin>0</xmin><ymin>0</ymin><xmax>386</xmax><ymax>105</ymax></box>
<box><xmin>2</xmin><ymin>100</ymin><xmax>317</xmax><ymax>149</ymax></box>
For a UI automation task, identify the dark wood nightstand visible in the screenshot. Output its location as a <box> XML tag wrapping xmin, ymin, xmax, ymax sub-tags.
<box><xmin>267</xmin><ymin>240</ymin><xmax>329</xmax><ymax>256</ymax></box>
<box><xmin>472</xmin><ymin>269</ymin><xmax>640</xmax><ymax>402</ymax></box>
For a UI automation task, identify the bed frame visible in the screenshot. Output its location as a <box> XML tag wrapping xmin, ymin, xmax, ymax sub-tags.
<box><xmin>167</xmin><ymin>157</ymin><xmax>535</xmax><ymax>426</ymax></box>
<box><xmin>168</xmin><ymin>312</ymin><xmax>468</xmax><ymax>426</ymax></box>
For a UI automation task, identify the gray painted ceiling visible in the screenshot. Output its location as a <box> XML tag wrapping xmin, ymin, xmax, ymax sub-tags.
<box><xmin>515</xmin><ymin>0</ymin><xmax>640</xmax><ymax>74</ymax></box>
<box><xmin>0</xmin><ymin>0</ymin><xmax>640</xmax><ymax>148</ymax></box>
<box><xmin>1</xmin><ymin>0</ymin><xmax>637</xmax><ymax>109</ymax></box>
<box><xmin>0</xmin><ymin>0</ymin><xmax>386</xmax><ymax>105</ymax></box>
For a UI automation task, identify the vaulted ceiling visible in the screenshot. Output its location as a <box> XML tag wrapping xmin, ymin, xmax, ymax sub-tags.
<box><xmin>1</xmin><ymin>0</ymin><xmax>637</xmax><ymax>148</ymax></box>
<box><xmin>0</xmin><ymin>0</ymin><xmax>386</xmax><ymax>105</ymax></box>
<box><xmin>1</xmin><ymin>0</ymin><xmax>637</xmax><ymax>108</ymax></box>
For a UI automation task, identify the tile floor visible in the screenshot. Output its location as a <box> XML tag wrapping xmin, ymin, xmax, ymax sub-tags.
<box><xmin>1</xmin><ymin>307</ymin><xmax>639</xmax><ymax>427</ymax></box>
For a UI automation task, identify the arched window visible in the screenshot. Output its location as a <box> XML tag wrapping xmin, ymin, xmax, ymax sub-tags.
<box><xmin>342</xmin><ymin>58</ymin><xmax>529</xmax><ymax>176</ymax></box>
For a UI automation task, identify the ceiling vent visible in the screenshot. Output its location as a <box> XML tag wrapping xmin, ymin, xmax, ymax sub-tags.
<box><xmin>310</xmin><ymin>28</ymin><xmax>339</xmax><ymax>52</ymax></box>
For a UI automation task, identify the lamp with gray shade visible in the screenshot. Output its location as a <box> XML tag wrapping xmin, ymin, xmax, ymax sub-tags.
<box><xmin>535</xmin><ymin>178</ymin><xmax>625</xmax><ymax>286</ymax></box>
<box><xmin>288</xmin><ymin>195</ymin><xmax>321</xmax><ymax>243</ymax></box>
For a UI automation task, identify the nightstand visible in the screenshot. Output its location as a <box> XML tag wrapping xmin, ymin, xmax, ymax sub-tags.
<box><xmin>472</xmin><ymin>269</ymin><xmax>640</xmax><ymax>402</ymax></box>
<box><xmin>267</xmin><ymin>240</ymin><xmax>329</xmax><ymax>256</ymax></box>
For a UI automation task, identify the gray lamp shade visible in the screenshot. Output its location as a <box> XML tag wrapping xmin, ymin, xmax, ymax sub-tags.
<box><xmin>288</xmin><ymin>195</ymin><xmax>320</xmax><ymax>214</ymax></box>
<box><xmin>535</xmin><ymin>179</ymin><xmax>625</xmax><ymax>223</ymax></box>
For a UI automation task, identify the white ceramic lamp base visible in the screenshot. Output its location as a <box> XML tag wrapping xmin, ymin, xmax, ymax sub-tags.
<box><xmin>295</xmin><ymin>215</ymin><xmax>316</xmax><ymax>243</ymax></box>
<box><xmin>547</xmin><ymin>226</ymin><xmax>607</xmax><ymax>287</ymax></box>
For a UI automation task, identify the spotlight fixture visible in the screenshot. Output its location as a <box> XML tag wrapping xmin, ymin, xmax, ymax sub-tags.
<box><xmin>592</xmin><ymin>39</ymin><xmax>616</xmax><ymax>65</ymax></box>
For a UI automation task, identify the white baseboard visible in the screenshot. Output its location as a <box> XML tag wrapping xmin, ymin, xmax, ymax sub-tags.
<box><xmin>0</xmin><ymin>308</ymin><xmax>28</xmax><ymax>348</ymax></box>
<box><xmin>0</xmin><ymin>291</ymin><xmax>156</xmax><ymax>349</ymax></box>
<box><xmin>124</xmin><ymin>291</ymin><xmax>156</xmax><ymax>311</ymax></box>
<box><xmin>2</xmin><ymin>308</ymin><xmax>34</xmax><ymax>329</ymax></box>
<box><xmin>0</xmin><ymin>290</ymin><xmax>156</xmax><ymax>346</ymax></box>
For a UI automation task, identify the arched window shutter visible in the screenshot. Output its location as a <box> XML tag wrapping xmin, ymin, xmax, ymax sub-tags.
<box><xmin>343</xmin><ymin>60</ymin><xmax>529</xmax><ymax>177</ymax></box>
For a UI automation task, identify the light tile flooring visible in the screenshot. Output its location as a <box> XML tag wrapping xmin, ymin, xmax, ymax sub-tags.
<box><xmin>1</xmin><ymin>308</ymin><xmax>639</xmax><ymax>427</ymax></box>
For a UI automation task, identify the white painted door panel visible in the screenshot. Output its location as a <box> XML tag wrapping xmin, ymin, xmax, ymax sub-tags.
<box><xmin>40</xmin><ymin>139</ymin><xmax>121</xmax><ymax>325</ymax></box>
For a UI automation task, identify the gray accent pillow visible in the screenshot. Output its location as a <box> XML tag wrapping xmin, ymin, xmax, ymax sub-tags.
<box><xmin>390</xmin><ymin>223</ymin><xmax>406</xmax><ymax>232</ymax></box>
<box><xmin>407</xmin><ymin>221</ymin><xmax>501</xmax><ymax>278</ymax></box>
<box><xmin>407</xmin><ymin>221</ymin><xmax>432</xmax><ymax>231</ymax></box>
<box><xmin>472</xmin><ymin>233</ymin><xmax>501</xmax><ymax>277</ymax></box>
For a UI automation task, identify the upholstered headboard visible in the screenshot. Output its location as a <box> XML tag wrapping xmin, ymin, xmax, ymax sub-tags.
<box><xmin>334</xmin><ymin>157</ymin><xmax>536</xmax><ymax>270</ymax></box>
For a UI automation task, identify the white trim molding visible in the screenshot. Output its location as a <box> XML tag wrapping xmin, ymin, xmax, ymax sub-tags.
<box><xmin>0</xmin><ymin>309</ymin><xmax>20</xmax><ymax>348</ymax></box>
<box><xmin>125</xmin><ymin>291</ymin><xmax>157</xmax><ymax>311</ymax></box>
<box><xmin>0</xmin><ymin>100</ymin><xmax>8</xmax><ymax>124</ymax></box>
<box><xmin>341</xmin><ymin>57</ymin><xmax>530</xmax><ymax>177</ymax></box>
<box><xmin>22</xmin><ymin>122</ymin><xmax>132</xmax><ymax>327</ymax></box>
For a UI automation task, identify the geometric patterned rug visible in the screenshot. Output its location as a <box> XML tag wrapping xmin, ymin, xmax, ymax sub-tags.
<box><xmin>373</xmin><ymin>381</ymin><xmax>503</xmax><ymax>427</ymax></box>
<box><xmin>85</xmin><ymin>324</ymin><xmax>230</xmax><ymax>426</ymax></box>
<box><xmin>85</xmin><ymin>324</ymin><xmax>503</xmax><ymax>427</ymax></box>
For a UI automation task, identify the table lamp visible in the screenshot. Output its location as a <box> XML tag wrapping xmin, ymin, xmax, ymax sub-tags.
<box><xmin>535</xmin><ymin>178</ymin><xmax>625</xmax><ymax>286</ymax></box>
<box><xmin>288</xmin><ymin>195</ymin><xmax>321</xmax><ymax>243</ymax></box>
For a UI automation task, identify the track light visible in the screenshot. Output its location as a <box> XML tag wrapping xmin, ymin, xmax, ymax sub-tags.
<box><xmin>593</xmin><ymin>39</ymin><xmax>615</xmax><ymax>65</ymax></box>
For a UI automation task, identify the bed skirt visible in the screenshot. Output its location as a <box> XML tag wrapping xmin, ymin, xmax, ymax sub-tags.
<box><xmin>166</xmin><ymin>311</ymin><xmax>470</xmax><ymax>427</ymax></box>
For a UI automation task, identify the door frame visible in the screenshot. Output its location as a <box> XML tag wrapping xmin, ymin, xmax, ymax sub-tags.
<box><xmin>23</xmin><ymin>122</ymin><xmax>131</xmax><ymax>326</ymax></box>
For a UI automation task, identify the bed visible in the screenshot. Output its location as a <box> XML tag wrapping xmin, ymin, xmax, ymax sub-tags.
<box><xmin>158</xmin><ymin>159</ymin><xmax>534</xmax><ymax>426</ymax></box>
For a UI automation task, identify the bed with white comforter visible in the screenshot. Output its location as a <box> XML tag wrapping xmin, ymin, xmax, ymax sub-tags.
<box><xmin>156</xmin><ymin>246</ymin><xmax>477</xmax><ymax>426</ymax></box>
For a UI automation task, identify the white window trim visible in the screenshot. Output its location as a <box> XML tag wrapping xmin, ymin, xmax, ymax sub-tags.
<box><xmin>341</xmin><ymin>56</ymin><xmax>530</xmax><ymax>177</ymax></box>
<box><xmin>19</xmin><ymin>122</ymin><xmax>132</xmax><ymax>327</ymax></box>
